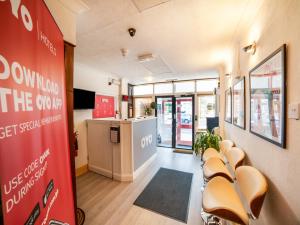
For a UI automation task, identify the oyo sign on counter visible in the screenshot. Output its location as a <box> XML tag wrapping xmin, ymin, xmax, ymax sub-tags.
<box><xmin>133</xmin><ymin>118</ymin><xmax>157</xmax><ymax>171</ymax></box>
<box><xmin>141</xmin><ymin>135</ymin><xmax>153</xmax><ymax>149</ymax></box>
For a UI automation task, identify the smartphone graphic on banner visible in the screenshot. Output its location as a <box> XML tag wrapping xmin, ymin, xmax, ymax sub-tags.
<box><xmin>49</xmin><ymin>220</ymin><xmax>69</xmax><ymax>225</ymax></box>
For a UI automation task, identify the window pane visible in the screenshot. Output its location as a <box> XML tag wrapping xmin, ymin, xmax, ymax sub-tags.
<box><xmin>174</xmin><ymin>81</ymin><xmax>195</xmax><ymax>93</ymax></box>
<box><xmin>154</xmin><ymin>83</ymin><xmax>173</xmax><ymax>94</ymax></box>
<box><xmin>196</xmin><ymin>79</ymin><xmax>218</xmax><ymax>92</ymax></box>
<box><xmin>156</xmin><ymin>97</ymin><xmax>173</xmax><ymax>147</ymax></box>
<box><xmin>198</xmin><ymin>96</ymin><xmax>216</xmax><ymax>129</ymax></box>
<box><xmin>133</xmin><ymin>84</ymin><xmax>153</xmax><ymax>96</ymax></box>
<box><xmin>134</xmin><ymin>98</ymin><xmax>153</xmax><ymax>117</ymax></box>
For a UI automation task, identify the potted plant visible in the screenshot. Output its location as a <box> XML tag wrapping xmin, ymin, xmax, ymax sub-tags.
<box><xmin>150</xmin><ymin>102</ymin><xmax>156</xmax><ymax>110</ymax></box>
<box><xmin>144</xmin><ymin>104</ymin><xmax>151</xmax><ymax>116</ymax></box>
<box><xmin>193</xmin><ymin>131</ymin><xmax>222</xmax><ymax>161</ymax></box>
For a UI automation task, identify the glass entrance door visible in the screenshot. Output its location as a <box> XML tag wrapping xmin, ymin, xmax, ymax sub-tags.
<box><xmin>175</xmin><ymin>96</ymin><xmax>194</xmax><ymax>149</ymax></box>
<box><xmin>156</xmin><ymin>96</ymin><xmax>173</xmax><ymax>147</ymax></box>
<box><xmin>156</xmin><ymin>95</ymin><xmax>194</xmax><ymax>150</ymax></box>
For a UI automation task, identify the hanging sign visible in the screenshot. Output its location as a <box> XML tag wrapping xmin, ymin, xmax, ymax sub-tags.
<box><xmin>0</xmin><ymin>0</ymin><xmax>75</xmax><ymax>224</ymax></box>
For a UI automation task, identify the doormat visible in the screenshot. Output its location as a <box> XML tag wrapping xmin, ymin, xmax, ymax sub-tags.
<box><xmin>134</xmin><ymin>168</ymin><xmax>193</xmax><ymax>223</ymax></box>
<box><xmin>173</xmin><ymin>149</ymin><xmax>193</xmax><ymax>154</ymax></box>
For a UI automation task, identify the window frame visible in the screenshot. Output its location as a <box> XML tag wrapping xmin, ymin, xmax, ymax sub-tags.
<box><xmin>196</xmin><ymin>93</ymin><xmax>217</xmax><ymax>130</ymax></box>
<box><xmin>133</xmin><ymin>96</ymin><xmax>153</xmax><ymax>117</ymax></box>
<box><xmin>196</xmin><ymin>78</ymin><xmax>219</xmax><ymax>94</ymax></box>
<box><xmin>174</xmin><ymin>80</ymin><xmax>196</xmax><ymax>94</ymax></box>
<box><xmin>133</xmin><ymin>84</ymin><xmax>154</xmax><ymax>96</ymax></box>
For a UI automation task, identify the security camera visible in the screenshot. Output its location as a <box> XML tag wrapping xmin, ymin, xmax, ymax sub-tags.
<box><xmin>128</xmin><ymin>28</ymin><xmax>136</xmax><ymax>37</ymax></box>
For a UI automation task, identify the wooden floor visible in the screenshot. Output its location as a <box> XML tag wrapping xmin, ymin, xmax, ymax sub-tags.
<box><xmin>76</xmin><ymin>147</ymin><xmax>203</xmax><ymax>225</ymax></box>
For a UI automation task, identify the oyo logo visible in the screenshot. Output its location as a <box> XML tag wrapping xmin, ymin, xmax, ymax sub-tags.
<box><xmin>141</xmin><ymin>135</ymin><xmax>152</xmax><ymax>149</ymax></box>
<box><xmin>2</xmin><ymin>0</ymin><xmax>33</xmax><ymax>31</ymax></box>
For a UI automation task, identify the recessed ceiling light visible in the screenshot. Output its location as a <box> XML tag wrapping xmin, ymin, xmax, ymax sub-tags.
<box><xmin>145</xmin><ymin>76</ymin><xmax>153</xmax><ymax>82</ymax></box>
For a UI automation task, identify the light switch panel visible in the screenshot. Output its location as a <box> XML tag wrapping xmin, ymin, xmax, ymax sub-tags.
<box><xmin>288</xmin><ymin>103</ymin><xmax>300</xmax><ymax>120</ymax></box>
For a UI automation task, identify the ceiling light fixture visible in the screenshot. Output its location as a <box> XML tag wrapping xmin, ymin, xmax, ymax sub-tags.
<box><xmin>243</xmin><ymin>42</ymin><xmax>256</xmax><ymax>55</ymax></box>
<box><xmin>137</xmin><ymin>53</ymin><xmax>155</xmax><ymax>62</ymax></box>
<box><xmin>145</xmin><ymin>76</ymin><xmax>153</xmax><ymax>82</ymax></box>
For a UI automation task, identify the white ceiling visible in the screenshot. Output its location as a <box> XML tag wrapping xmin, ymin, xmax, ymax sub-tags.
<box><xmin>75</xmin><ymin>0</ymin><xmax>264</xmax><ymax>84</ymax></box>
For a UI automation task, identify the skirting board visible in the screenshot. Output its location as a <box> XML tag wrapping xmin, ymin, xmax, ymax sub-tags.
<box><xmin>88</xmin><ymin>165</ymin><xmax>133</xmax><ymax>181</ymax></box>
<box><xmin>133</xmin><ymin>152</ymin><xmax>157</xmax><ymax>180</ymax></box>
<box><xmin>89</xmin><ymin>153</ymin><xmax>157</xmax><ymax>182</ymax></box>
<box><xmin>89</xmin><ymin>165</ymin><xmax>112</xmax><ymax>178</ymax></box>
<box><xmin>113</xmin><ymin>173</ymin><xmax>133</xmax><ymax>182</ymax></box>
<box><xmin>76</xmin><ymin>164</ymin><xmax>88</xmax><ymax>177</ymax></box>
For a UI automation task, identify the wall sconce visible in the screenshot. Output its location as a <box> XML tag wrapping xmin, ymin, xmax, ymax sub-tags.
<box><xmin>243</xmin><ymin>42</ymin><xmax>256</xmax><ymax>55</ymax></box>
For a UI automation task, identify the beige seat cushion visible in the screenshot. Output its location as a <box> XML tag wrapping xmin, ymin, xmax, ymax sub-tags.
<box><xmin>203</xmin><ymin>148</ymin><xmax>224</xmax><ymax>162</ymax></box>
<box><xmin>220</xmin><ymin>140</ymin><xmax>234</xmax><ymax>154</ymax></box>
<box><xmin>225</xmin><ymin>147</ymin><xmax>245</xmax><ymax>170</ymax></box>
<box><xmin>203</xmin><ymin>157</ymin><xmax>233</xmax><ymax>182</ymax></box>
<box><xmin>202</xmin><ymin>176</ymin><xmax>249</xmax><ymax>225</ymax></box>
<box><xmin>235</xmin><ymin>166</ymin><xmax>268</xmax><ymax>218</ymax></box>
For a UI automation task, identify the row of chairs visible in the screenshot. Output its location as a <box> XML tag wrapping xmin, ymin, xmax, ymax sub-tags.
<box><xmin>200</xmin><ymin>140</ymin><xmax>268</xmax><ymax>225</ymax></box>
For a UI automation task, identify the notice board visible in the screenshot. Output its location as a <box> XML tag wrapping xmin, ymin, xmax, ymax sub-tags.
<box><xmin>0</xmin><ymin>1</ymin><xmax>75</xmax><ymax>224</ymax></box>
<box><xmin>93</xmin><ymin>95</ymin><xmax>115</xmax><ymax>118</ymax></box>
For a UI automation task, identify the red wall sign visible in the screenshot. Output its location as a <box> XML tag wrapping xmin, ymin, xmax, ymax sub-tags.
<box><xmin>93</xmin><ymin>95</ymin><xmax>115</xmax><ymax>118</ymax></box>
<box><xmin>0</xmin><ymin>1</ymin><xmax>75</xmax><ymax>224</ymax></box>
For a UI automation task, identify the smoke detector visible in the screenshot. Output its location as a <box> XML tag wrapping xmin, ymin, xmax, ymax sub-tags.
<box><xmin>120</xmin><ymin>48</ymin><xmax>129</xmax><ymax>57</ymax></box>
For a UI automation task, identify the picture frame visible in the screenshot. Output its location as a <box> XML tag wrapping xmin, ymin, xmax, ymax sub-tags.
<box><xmin>249</xmin><ymin>44</ymin><xmax>287</xmax><ymax>148</ymax></box>
<box><xmin>225</xmin><ymin>88</ymin><xmax>232</xmax><ymax>123</ymax></box>
<box><xmin>233</xmin><ymin>77</ymin><xmax>246</xmax><ymax>129</ymax></box>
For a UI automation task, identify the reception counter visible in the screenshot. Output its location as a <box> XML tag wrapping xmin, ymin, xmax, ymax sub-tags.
<box><xmin>86</xmin><ymin>117</ymin><xmax>157</xmax><ymax>181</ymax></box>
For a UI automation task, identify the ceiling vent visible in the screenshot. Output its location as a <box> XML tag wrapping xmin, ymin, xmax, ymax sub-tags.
<box><xmin>131</xmin><ymin>0</ymin><xmax>171</xmax><ymax>12</ymax></box>
<box><xmin>137</xmin><ymin>53</ymin><xmax>155</xmax><ymax>62</ymax></box>
<box><xmin>138</xmin><ymin>54</ymin><xmax>172</xmax><ymax>74</ymax></box>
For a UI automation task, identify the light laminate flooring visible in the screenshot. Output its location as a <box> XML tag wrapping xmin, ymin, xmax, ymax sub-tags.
<box><xmin>76</xmin><ymin>147</ymin><xmax>203</xmax><ymax>225</ymax></box>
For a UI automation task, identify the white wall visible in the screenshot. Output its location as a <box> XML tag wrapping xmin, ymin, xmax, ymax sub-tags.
<box><xmin>121</xmin><ymin>78</ymin><xmax>129</xmax><ymax>119</ymax></box>
<box><xmin>74</xmin><ymin>62</ymin><xmax>119</xmax><ymax>169</ymax></box>
<box><xmin>221</xmin><ymin>0</ymin><xmax>300</xmax><ymax>224</ymax></box>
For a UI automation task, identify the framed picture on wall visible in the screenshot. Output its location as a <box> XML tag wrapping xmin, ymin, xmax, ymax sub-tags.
<box><xmin>225</xmin><ymin>88</ymin><xmax>232</xmax><ymax>123</ymax></box>
<box><xmin>249</xmin><ymin>45</ymin><xmax>287</xmax><ymax>148</ymax></box>
<box><xmin>233</xmin><ymin>77</ymin><xmax>246</xmax><ymax>129</ymax></box>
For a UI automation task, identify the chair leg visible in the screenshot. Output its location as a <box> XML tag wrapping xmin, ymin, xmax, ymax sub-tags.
<box><xmin>200</xmin><ymin>160</ymin><xmax>205</xmax><ymax>167</ymax></box>
<box><xmin>201</xmin><ymin>209</ymin><xmax>222</xmax><ymax>225</ymax></box>
<box><xmin>201</xmin><ymin>175</ymin><xmax>209</xmax><ymax>191</ymax></box>
<box><xmin>201</xmin><ymin>209</ymin><xmax>210</xmax><ymax>224</ymax></box>
<box><xmin>208</xmin><ymin>216</ymin><xmax>221</xmax><ymax>225</ymax></box>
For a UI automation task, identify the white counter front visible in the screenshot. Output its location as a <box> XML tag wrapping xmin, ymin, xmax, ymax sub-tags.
<box><xmin>86</xmin><ymin>117</ymin><xmax>157</xmax><ymax>181</ymax></box>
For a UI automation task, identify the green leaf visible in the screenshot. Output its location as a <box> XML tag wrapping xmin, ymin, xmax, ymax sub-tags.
<box><xmin>193</xmin><ymin>130</ymin><xmax>222</xmax><ymax>160</ymax></box>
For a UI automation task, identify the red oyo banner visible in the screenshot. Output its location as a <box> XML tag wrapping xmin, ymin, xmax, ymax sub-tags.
<box><xmin>93</xmin><ymin>95</ymin><xmax>115</xmax><ymax>118</ymax></box>
<box><xmin>0</xmin><ymin>1</ymin><xmax>75</xmax><ymax>224</ymax></box>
